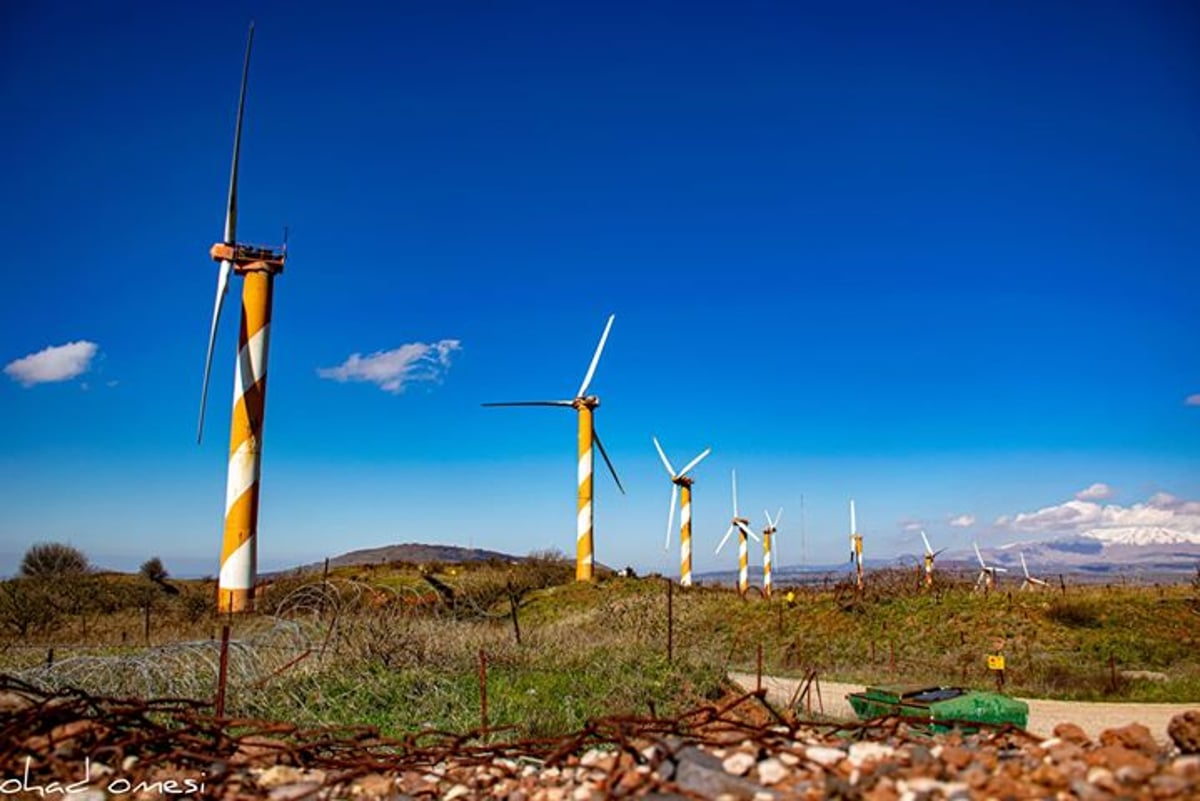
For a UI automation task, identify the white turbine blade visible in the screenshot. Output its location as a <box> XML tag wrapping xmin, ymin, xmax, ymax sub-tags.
<box><xmin>1020</xmin><ymin>551</ymin><xmax>1031</xmax><ymax>577</ymax></box>
<box><xmin>994</xmin><ymin>566</ymin><xmax>1009</xmax><ymax>573</ymax></box>
<box><xmin>197</xmin><ymin>259</ymin><xmax>232</xmax><ymax>443</ymax></box>
<box><xmin>592</xmin><ymin>430</ymin><xmax>625</xmax><ymax>494</ymax></box>
<box><xmin>774</xmin><ymin>507</ymin><xmax>783</xmax><ymax>530</ymax></box>
<box><xmin>849</xmin><ymin>499</ymin><xmax>856</xmax><ymax>534</ymax></box>
<box><xmin>224</xmin><ymin>23</ymin><xmax>254</xmax><ymax>246</ymax></box>
<box><xmin>737</xmin><ymin>521</ymin><xmax>760</xmax><ymax>542</ymax></box>
<box><xmin>652</xmin><ymin>436</ymin><xmax>676</xmax><ymax>477</ymax></box>
<box><xmin>665</xmin><ymin>483</ymin><xmax>678</xmax><ymax>550</ymax></box>
<box><xmin>1032</xmin><ymin>577</ymin><xmax>1050</xmax><ymax>586</ymax></box>
<box><xmin>973</xmin><ymin>541</ymin><xmax>986</xmax><ymax>567</ymax></box>
<box><xmin>677</xmin><ymin>447</ymin><xmax>711</xmax><ymax>478</ymax></box>
<box><xmin>921</xmin><ymin>530</ymin><xmax>933</xmax><ymax>556</ymax></box>
<box><xmin>576</xmin><ymin>313</ymin><xmax>614</xmax><ymax>398</ymax></box>
<box><xmin>764</xmin><ymin>509</ymin><xmax>773</xmax><ymax>528</ymax></box>
<box><xmin>482</xmin><ymin>400</ymin><xmax>575</xmax><ymax>407</ymax></box>
<box><xmin>731</xmin><ymin>469</ymin><xmax>739</xmax><ymax>517</ymax></box>
<box><xmin>716</xmin><ymin>524</ymin><xmax>735</xmax><ymax>554</ymax></box>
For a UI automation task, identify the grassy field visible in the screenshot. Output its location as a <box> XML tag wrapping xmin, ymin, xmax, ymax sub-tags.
<box><xmin>2</xmin><ymin>559</ymin><xmax>1198</xmax><ymax>738</ymax></box>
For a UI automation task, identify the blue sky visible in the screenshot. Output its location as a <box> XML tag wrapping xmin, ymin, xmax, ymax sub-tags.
<box><xmin>1</xmin><ymin>1</ymin><xmax>1198</xmax><ymax>577</ymax></box>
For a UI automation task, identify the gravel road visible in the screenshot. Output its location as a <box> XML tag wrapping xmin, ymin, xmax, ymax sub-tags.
<box><xmin>729</xmin><ymin>672</ymin><xmax>1199</xmax><ymax>743</ymax></box>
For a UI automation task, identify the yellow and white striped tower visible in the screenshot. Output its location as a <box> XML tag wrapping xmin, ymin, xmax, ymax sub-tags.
<box><xmin>196</xmin><ymin>24</ymin><xmax>286</xmax><ymax>614</ymax></box>
<box><xmin>216</xmin><ymin>253</ymin><xmax>282</xmax><ymax>612</ymax></box>
<box><xmin>737</xmin><ymin>526</ymin><xmax>750</xmax><ymax>595</ymax></box>
<box><xmin>653</xmin><ymin>437</ymin><xmax>710</xmax><ymax>588</ymax></box>
<box><xmin>761</xmin><ymin>508</ymin><xmax>781</xmax><ymax>599</ymax></box>
<box><xmin>678</xmin><ymin>481</ymin><xmax>693</xmax><ymax>586</ymax></box>
<box><xmin>485</xmin><ymin>315</ymin><xmax>622</xmax><ymax>583</ymax></box>
<box><xmin>920</xmin><ymin>530</ymin><xmax>938</xmax><ymax>590</ymax></box>
<box><xmin>575</xmin><ymin>399</ymin><xmax>596</xmax><ymax>582</ymax></box>
<box><xmin>762</xmin><ymin>528</ymin><xmax>772</xmax><ymax>598</ymax></box>
<box><xmin>849</xmin><ymin>499</ymin><xmax>864</xmax><ymax>591</ymax></box>
<box><xmin>716</xmin><ymin>470</ymin><xmax>759</xmax><ymax>596</ymax></box>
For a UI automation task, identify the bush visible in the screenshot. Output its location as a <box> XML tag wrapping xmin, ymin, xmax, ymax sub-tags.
<box><xmin>1045</xmin><ymin>598</ymin><xmax>1102</xmax><ymax>628</ymax></box>
<box><xmin>20</xmin><ymin>543</ymin><xmax>90</xmax><ymax>577</ymax></box>
<box><xmin>0</xmin><ymin>579</ymin><xmax>60</xmax><ymax>636</ymax></box>
<box><xmin>139</xmin><ymin>557</ymin><xmax>168</xmax><ymax>583</ymax></box>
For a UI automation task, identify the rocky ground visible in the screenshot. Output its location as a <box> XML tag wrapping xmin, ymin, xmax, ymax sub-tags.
<box><xmin>2</xmin><ymin>678</ymin><xmax>1199</xmax><ymax>799</ymax></box>
<box><xmin>231</xmin><ymin>718</ymin><xmax>1200</xmax><ymax>799</ymax></box>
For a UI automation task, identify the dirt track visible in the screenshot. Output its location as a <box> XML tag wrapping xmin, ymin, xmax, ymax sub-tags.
<box><xmin>729</xmin><ymin>672</ymin><xmax>1199</xmax><ymax>743</ymax></box>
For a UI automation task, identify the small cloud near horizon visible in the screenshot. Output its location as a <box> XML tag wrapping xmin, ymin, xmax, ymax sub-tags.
<box><xmin>948</xmin><ymin>514</ymin><xmax>975</xmax><ymax>528</ymax></box>
<box><xmin>317</xmin><ymin>339</ymin><xmax>462</xmax><ymax>394</ymax></box>
<box><xmin>1075</xmin><ymin>482</ymin><xmax>1113</xmax><ymax>501</ymax></box>
<box><xmin>4</xmin><ymin>341</ymin><xmax>99</xmax><ymax>387</ymax></box>
<box><xmin>1186</xmin><ymin>394</ymin><xmax>1200</xmax><ymax>407</ymax></box>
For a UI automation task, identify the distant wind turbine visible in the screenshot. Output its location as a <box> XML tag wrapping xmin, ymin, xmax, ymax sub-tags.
<box><xmin>483</xmin><ymin>314</ymin><xmax>624</xmax><ymax>582</ymax></box>
<box><xmin>653</xmin><ymin>436</ymin><xmax>711</xmax><ymax>587</ymax></box>
<box><xmin>716</xmin><ymin>470</ymin><xmax>759</xmax><ymax>595</ymax></box>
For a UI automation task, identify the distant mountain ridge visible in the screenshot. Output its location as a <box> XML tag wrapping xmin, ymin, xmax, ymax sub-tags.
<box><xmin>974</xmin><ymin>532</ymin><xmax>1200</xmax><ymax>574</ymax></box>
<box><xmin>289</xmin><ymin>542</ymin><xmax>524</xmax><ymax>574</ymax></box>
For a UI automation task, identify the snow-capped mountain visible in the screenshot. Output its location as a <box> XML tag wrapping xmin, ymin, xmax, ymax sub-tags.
<box><xmin>962</xmin><ymin>529</ymin><xmax>1200</xmax><ymax>575</ymax></box>
<box><xmin>1080</xmin><ymin>526</ymin><xmax>1200</xmax><ymax>546</ymax></box>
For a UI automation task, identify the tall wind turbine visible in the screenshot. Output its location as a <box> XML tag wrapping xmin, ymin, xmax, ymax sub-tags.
<box><xmin>761</xmin><ymin>508</ymin><xmax>782</xmax><ymax>598</ymax></box>
<box><xmin>973</xmin><ymin>542</ymin><xmax>1008</xmax><ymax>593</ymax></box>
<box><xmin>197</xmin><ymin>23</ymin><xmax>287</xmax><ymax>614</ymax></box>
<box><xmin>652</xmin><ymin>437</ymin><xmax>711</xmax><ymax>587</ymax></box>
<box><xmin>1019</xmin><ymin>551</ymin><xmax>1049</xmax><ymax>591</ymax></box>
<box><xmin>715</xmin><ymin>470</ymin><xmax>759</xmax><ymax>595</ymax></box>
<box><xmin>849</xmin><ymin>499</ymin><xmax>864</xmax><ymax>590</ymax></box>
<box><xmin>483</xmin><ymin>315</ymin><xmax>624</xmax><ymax>581</ymax></box>
<box><xmin>920</xmin><ymin>530</ymin><xmax>946</xmax><ymax>590</ymax></box>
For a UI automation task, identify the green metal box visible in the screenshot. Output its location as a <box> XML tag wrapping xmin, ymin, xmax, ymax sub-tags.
<box><xmin>847</xmin><ymin>684</ymin><xmax>1028</xmax><ymax>732</ymax></box>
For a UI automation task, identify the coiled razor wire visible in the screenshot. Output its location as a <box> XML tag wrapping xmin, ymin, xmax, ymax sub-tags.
<box><xmin>9</xmin><ymin>579</ymin><xmax>446</xmax><ymax>704</ymax></box>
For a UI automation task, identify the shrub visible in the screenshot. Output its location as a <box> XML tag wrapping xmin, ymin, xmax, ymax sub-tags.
<box><xmin>1045</xmin><ymin>598</ymin><xmax>1102</xmax><ymax>628</ymax></box>
<box><xmin>20</xmin><ymin>542</ymin><xmax>90</xmax><ymax>577</ymax></box>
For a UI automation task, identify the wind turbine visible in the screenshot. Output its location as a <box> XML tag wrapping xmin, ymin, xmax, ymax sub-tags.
<box><xmin>849</xmin><ymin>499</ymin><xmax>864</xmax><ymax>590</ymax></box>
<box><xmin>920</xmin><ymin>530</ymin><xmax>946</xmax><ymax>590</ymax></box>
<box><xmin>652</xmin><ymin>437</ymin><xmax>711</xmax><ymax>587</ymax></box>
<box><xmin>762</xmin><ymin>508</ymin><xmax>782</xmax><ymax>598</ymax></box>
<box><xmin>483</xmin><ymin>315</ymin><xmax>624</xmax><ymax>581</ymax></box>
<box><xmin>197</xmin><ymin>23</ymin><xmax>287</xmax><ymax>614</ymax></box>
<box><xmin>715</xmin><ymin>470</ymin><xmax>759</xmax><ymax>595</ymax></box>
<box><xmin>1019</xmin><ymin>551</ymin><xmax>1049</xmax><ymax>591</ymax></box>
<box><xmin>973</xmin><ymin>542</ymin><xmax>1008</xmax><ymax>593</ymax></box>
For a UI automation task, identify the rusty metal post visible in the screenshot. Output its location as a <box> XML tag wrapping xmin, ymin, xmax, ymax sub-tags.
<box><xmin>508</xmin><ymin>583</ymin><xmax>522</xmax><ymax>645</ymax></box>
<box><xmin>215</xmin><ymin>624</ymin><xmax>231</xmax><ymax>717</ymax></box>
<box><xmin>889</xmin><ymin>641</ymin><xmax>895</xmax><ymax>676</ymax></box>
<box><xmin>1109</xmin><ymin>653</ymin><xmax>1117</xmax><ymax>692</ymax></box>
<box><xmin>870</xmin><ymin>638</ymin><xmax>876</xmax><ymax>662</ymax></box>
<box><xmin>756</xmin><ymin>642</ymin><xmax>763</xmax><ymax>693</ymax></box>
<box><xmin>666</xmin><ymin>578</ymin><xmax>674</xmax><ymax>664</ymax></box>
<box><xmin>777</xmin><ymin>603</ymin><xmax>783</xmax><ymax>637</ymax></box>
<box><xmin>45</xmin><ymin>648</ymin><xmax>53</xmax><ymax>669</ymax></box>
<box><xmin>478</xmin><ymin>649</ymin><xmax>489</xmax><ymax>731</ymax></box>
<box><xmin>1059</xmin><ymin>574</ymin><xmax>1066</xmax><ymax>596</ymax></box>
<box><xmin>143</xmin><ymin>603</ymin><xmax>151</xmax><ymax>645</ymax></box>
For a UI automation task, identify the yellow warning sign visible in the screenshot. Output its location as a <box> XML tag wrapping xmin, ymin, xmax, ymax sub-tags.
<box><xmin>987</xmin><ymin>654</ymin><xmax>1006</xmax><ymax>671</ymax></box>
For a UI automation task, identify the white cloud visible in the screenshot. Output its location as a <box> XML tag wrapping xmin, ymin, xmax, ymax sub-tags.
<box><xmin>4</xmin><ymin>341</ymin><xmax>99</xmax><ymax>387</ymax></box>
<box><xmin>899</xmin><ymin>519</ymin><xmax>922</xmax><ymax>532</ymax></box>
<box><xmin>317</xmin><ymin>339</ymin><xmax>462</xmax><ymax>394</ymax></box>
<box><xmin>1075</xmin><ymin>482</ymin><xmax>1113</xmax><ymax>501</ymax></box>
<box><xmin>948</xmin><ymin>514</ymin><xmax>975</xmax><ymax>528</ymax></box>
<box><xmin>1185</xmin><ymin>394</ymin><xmax>1200</xmax><ymax>407</ymax></box>
<box><xmin>1004</xmin><ymin>492</ymin><xmax>1200</xmax><ymax>543</ymax></box>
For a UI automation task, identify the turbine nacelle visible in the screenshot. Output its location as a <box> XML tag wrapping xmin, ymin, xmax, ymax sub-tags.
<box><xmin>209</xmin><ymin>242</ymin><xmax>286</xmax><ymax>272</ymax></box>
<box><xmin>573</xmin><ymin>395</ymin><xmax>600</xmax><ymax>410</ymax></box>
